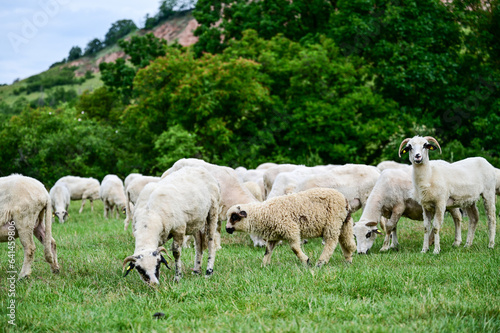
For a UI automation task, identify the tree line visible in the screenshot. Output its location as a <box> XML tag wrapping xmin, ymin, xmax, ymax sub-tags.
<box><xmin>0</xmin><ymin>0</ymin><xmax>499</xmax><ymax>185</ymax></box>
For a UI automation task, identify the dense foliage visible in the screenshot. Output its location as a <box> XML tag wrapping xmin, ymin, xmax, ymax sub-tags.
<box><xmin>0</xmin><ymin>0</ymin><xmax>499</xmax><ymax>182</ymax></box>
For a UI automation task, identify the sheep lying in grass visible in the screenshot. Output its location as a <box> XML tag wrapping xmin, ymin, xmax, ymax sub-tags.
<box><xmin>54</xmin><ymin>176</ymin><xmax>100</xmax><ymax>213</ymax></box>
<box><xmin>225</xmin><ymin>188</ymin><xmax>356</xmax><ymax>267</ymax></box>
<box><xmin>50</xmin><ymin>183</ymin><xmax>71</xmax><ymax>223</ymax></box>
<box><xmin>100</xmin><ymin>175</ymin><xmax>127</xmax><ymax>219</ymax></box>
<box><xmin>353</xmin><ymin>166</ymin><xmax>462</xmax><ymax>254</ymax></box>
<box><xmin>399</xmin><ymin>136</ymin><xmax>496</xmax><ymax>253</ymax></box>
<box><xmin>123</xmin><ymin>167</ymin><xmax>221</xmax><ymax>284</ymax></box>
<box><xmin>0</xmin><ymin>175</ymin><xmax>59</xmax><ymax>279</ymax></box>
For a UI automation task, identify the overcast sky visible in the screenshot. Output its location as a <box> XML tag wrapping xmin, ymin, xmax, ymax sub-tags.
<box><xmin>0</xmin><ymin>0</ymin><xmax>164</xmax><ymax>85</ymax></box>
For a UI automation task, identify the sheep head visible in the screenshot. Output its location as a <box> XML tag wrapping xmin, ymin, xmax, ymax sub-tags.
<box><xmin>352</xmin><ymin>221</ymin><xmax>382</xmax><ymax>254</ymax></box>
<box><xmin>399</xmin><ymin>136</ymin><xmax>441</xmax><ymax>165</ymax></box>
<box><xmin>123</xmin><ymin>246</ymin><xmax>171</xmax><ymax>286</ymax></box>
<box><xmin>225</xmin><ymin>205</ymin><xmax>248</xmax><ymax>234</ymax></box>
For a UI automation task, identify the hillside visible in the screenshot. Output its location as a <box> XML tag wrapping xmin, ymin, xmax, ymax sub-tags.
<box><xmin>0</xmin><ymin>11</ymin><xmax>198</xmax><ymax>106</ymax></box>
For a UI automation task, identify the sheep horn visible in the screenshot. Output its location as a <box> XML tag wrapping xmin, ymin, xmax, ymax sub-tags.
<box><xmin>398</xmin><ymin>138</ymin><xmax>411</xmax><ymax>157</ymax></box>
<box><xmin>122</xmin><ymin>255</ymin><xmax>137</xmax><ymax>271</ymax></box>
<box><xmin>157</xmin><ymin>246</ymin><xmax>173</xmax><ymax>261</ymax></box>
<box><xmin>424</xmin><ymin>136</ymin><xmax>442</xmax><ymax>154</ymax></box>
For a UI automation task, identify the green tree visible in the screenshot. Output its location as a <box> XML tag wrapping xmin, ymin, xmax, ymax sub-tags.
<box><xmin>99</xmin><ymin>58</ymin><xmax>136</xmax><ymax>103</ymax></box>
<box><xmin>118</xmin><ymin>33</ymin><xmax>168</xmax><ymax>68</ymax></box>
<box><xmin>68</xmin><ymin>46</ymin><xmax>82</xmax><ymax>61</ymax></box>
<box><xmin>104</xmin><ymin>19</ymin><xmax>138</xmax><ymax>47</ymax></box>
<box><xmin>154</xmin><ymin>125</ymin><xmax>204</xmax><ymax>171</ymax></box>
<box><xmin>84</xmin><ymin>38</ymin><xmax>104</xmax><ymax>56</ymax></box>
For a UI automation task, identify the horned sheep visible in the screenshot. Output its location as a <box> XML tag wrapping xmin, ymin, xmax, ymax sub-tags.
<box><xmin>0</xmin><ymin>175</ymin><xmax>59</xmax><ymax>279</ymax></box>
<box><xmin>399</xmin><ymin>136</ymin><xmax>496</xmax><ymax>253</ymax></box>
<box><xmin>162</xmin><ymin>158</ymin><xmax>265</xmax><ymax>247</ymax></box>
<box><xmin>49</xmin><ymin>183</ymin><xmax>71</xmax><ymax>223</ymax></box>
<box><xmin>123</xmin><ymin>175</ymin><xmax>161</xmax><ymax>231</ymax></box>
<box><xmin>225</xmin><ymin>188</ymin><xmax>356</xmax><ymax>267</ymax></box>
<box><xmin>123</xmin><ymin>167</ymin><xmax>221</xmax><ymax>284</ymax></box>
<box><xmin>54</xmin><ymin>176</ymin><xmax>100</xmax><ymax>214</ymax></box>
<box><xmin>353</xmin><ymin>166</ymin><xmax>462</xmax><ymax>254</ymax></box>
<box><xmin>100</xmin><ymin>175</ymin><xmax>127</xmax><ymax>219</ymax></box>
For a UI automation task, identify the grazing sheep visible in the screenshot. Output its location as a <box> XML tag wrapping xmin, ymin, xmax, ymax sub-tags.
<box><xmin>256</xmin><ymin>162</ymin><xmax>278</xmax><ymax>170</ymax></box>
<box><xmin>162</xmin><ymin>158</ymin><xmax>264</xmax><ymax>247</ymax></box>
<box><xmin>294</xmin><ymin>164</ymin><xmax>381</xmax><ymax>212</ymax></box>
<box><xmin>100</xmin><ymin>175</ymin><xmax>127</xmax><ymax>219</ymax></box>
<box><xmin>124</xmin><ymin>173</ymin><xmax>142</xmax><ymax>191</ymax></box>
<box><xmin>123</xmin><ymin>176</ymin><xmax>161</xmax><ymax>231</ymax></box>
<box><xmin>54</xmin><ymin>176</ymin><xmax>100</xmax><ymax>214</ymax></box>
<box><xmin>235</xmin><ymin>168</ymin><xmax>266</xmax><ymax>200</ymax></box>
<box><xmin>266</xmin><ymin>165</ymin><xmax>338</xmax><ymax>200</ymax></box>
<box><xmin>243</xmin><ymin>181</ymin><xmax>264</xmax><ymax>202</ymax></box>
<box><xmin>376</xmin><ymin>160</ymin><xmax>409</xmax><ymax>172</ymax></box>
<box><xmin>399</xmin><ymin>136</ymin><xmax>496</xmax><ymax>253</ymax></box>
<box><xmin>263</xmin><ymin>164</ymin><xmax>302</xmax><ymax>199</ymax></box>
<box><xmin>123</xmin><ymin>167</ymin><xmax>221</xmax><ymax>284</ymax></box>
<box><xmin>353</xmin><ymin>166</ymin><xmax>462</xmax><ymax>254</ymax></box>
<box><xmin>49</xmin><ymin>183</ymin><xmax>71</xmax><ymax>223</ymax></box>
<box><xmin>225</xmin><ymin>188</ymin><xmax>356</xmax><ymax>267</ymax></box>
<box><xmin>0</xmin><ymin>175</ymin><xmax>59</xmax><ymax>279</ymax></box>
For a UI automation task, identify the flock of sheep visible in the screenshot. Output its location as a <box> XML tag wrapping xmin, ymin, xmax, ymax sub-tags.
<box><xmin>1</xmin><ymin>136</ymin><xmax>499</xmax><ymax>285</ymax></box>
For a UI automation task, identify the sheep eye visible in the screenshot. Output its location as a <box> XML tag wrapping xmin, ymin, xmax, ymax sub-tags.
<box><xmin>366</xmin><ymin>232</ymin><xmax>372</xmax><ymax>239</ymax></box>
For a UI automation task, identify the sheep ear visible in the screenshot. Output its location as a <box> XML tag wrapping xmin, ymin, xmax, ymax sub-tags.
<box><xmin>424</xmin><ymin>143</ymin><xmax>438</xmax><ymax>151</ymax></box>
<box><xmin>374</xmin><ymin>229</ymin><xmax>382</xmax><ymax>235</ymax></box>
<box><xmin>239</xmin><ymin>210</ymin><xmax>247</xmax><ymax>218</ymax></box>
<box><xmin>366</xmin><ymin>221</ymin><xmax>378</xmax><ymax>227</ymax></box>
<box><xmin>160</xmin><ymin>255</ymin><xmax>171</xmax><ymax>270</ymax></box>
<box><xmin>123</xmin><ymin>263</ymin><xmax>135</xmax><ymax>277</ymax></box>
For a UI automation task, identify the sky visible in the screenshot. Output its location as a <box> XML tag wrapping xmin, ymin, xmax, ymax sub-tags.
<box><xmin>0</xmin><ymin>0</ymin><xmax>164</xmax><ymax>85</ymax></box>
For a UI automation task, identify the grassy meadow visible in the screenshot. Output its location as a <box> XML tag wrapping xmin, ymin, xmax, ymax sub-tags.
<box><xmin>1</xmin><ymin>199</ymin><xmax>499</xmax><ymax>332</ymax></box>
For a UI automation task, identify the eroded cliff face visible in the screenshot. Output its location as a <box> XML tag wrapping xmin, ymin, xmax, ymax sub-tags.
<box><xmin>68</xmin><ymin>13</ymin><xmax>199</xmax><ymax>77</ymax></box>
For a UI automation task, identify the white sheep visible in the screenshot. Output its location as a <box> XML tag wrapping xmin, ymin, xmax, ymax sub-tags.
<box><xmin>54</xmin><ymin>176</ymin><xmax>100</xmax><ymax>213</ymax></box>
<box><xmin>399</xmin><ymin>136</ymin><xmax>496</xmax><ymax>253</ymax></box>
<box><xmin>294</xmin><ymin>164</ymin><xmax>381</xmax><ymax>212</ymax></box>
<box><xmin>495</xmin><ymin>168</ymin><xmax>500</xmax><ymax>196</ymax></box>
<box><xmin>162</xmin><ymin>158</ymin><xmax>264</xmax><ymax>247</ymax></box>
<box><xmin>123</xmin><ymin>167</ymin><xmax>221</xmax><ymax>284</ymax></box>
<box><xmin>123</xmin><ymin>175</ymin><xmax>161</xmax><ymax>231</ymax></box>
<box><xmin>49</xmin><ymin>183</ymin><xmax>71</xmax><ymax>223</ymax></box>
<box><xmin>235</xmin><ymin>168</ymin><xmax>266</xmax><ymax>199</ymax></box>
<box><xmin>225</xmin><ymin>188</ymin><xmax>356</xmax><ymax>267</ymax></box>
<box><xmin>256</xmin><ymin>162</ymin><xmax>278</xmax><ymax>170</ymax></box>
<box><xmin>376</xmin><ymin>160</ymin><xmax>410</xmax><ymax>172</ymax></box>
<box><xmin>353</xmin><ymin>166</ymin><xmax>462</xmax><ymax>254</ymax></box>
<box><xmin>263</xmin><ymin>164</ymin><xmax>302</xmax><ymax>199</ymax></box>
<box><xmin>100</xmin><ymin>175</ymin><xmax>127</xmax><ymax>219</ymax></box>
<box><xmin>0</xmin><ymin>174</ymin><xmax>59</xmax><ymax>279</ymax></box>
<box><xmin>243</xmin><ymin>181</ymin><xmax>264</xmax><ymax>202</ymax></box>
<box><xmin>124</xmin><ymin>173</ymin><xmax>142</xmax><ymax>191</ymax></box>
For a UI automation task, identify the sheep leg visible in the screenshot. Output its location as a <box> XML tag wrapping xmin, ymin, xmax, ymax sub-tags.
<box><xmin>90</xmin><ymin>199</ymin><xmax>94</xmax><ymax>212</ymax></box>
<box><xmin>391</xmin><ymin>227</ymin><xmax>399</xmax><ymax>249</ymax></box>
<box><xmin>33</xmin><ymin>218</ymin><xmax>59</xmax><ymax>274</ymax></box>
<box><xmin>79</xmin><ymin>199</ymin><xmax>86</xmax><ymax>214</ymax></box>
<box><xmin>338</xmin><ymin>215</ymin><xmax>356</xmax><ymax>263</ymax></box>
<box><xmin>171</xmin><ymin>231</ymin><xmax>184</xmax><ymax>283</ymax></box>
<box><xmin>206</xmin><ymin>206</ymin><xmax>219</xmax><ymax>276</ymax></box>
<box><xmin>115</xmin><ymin>205</ymin><xmax>120</xmax><ymax>219</ymax></box>
<box><xmin>431</xmin><ymin>205</ymin><xmax>446</xmax><ymax>254</ymax></box>
<box><xmin>192</xmin><ymin>231</ymin><xmax>203</xmax><ymax>274</ymax></box>
<box><xmin>18</xmin><ymin>227</ymin><xmax>36</xmax><ymax>279</ymax></box>
<box><xmin>464</xmin><ymin>204</ymin><xmax>480</xmax><ymax>247</ymax></box>
<box><xmin>421</xmin><ymin>209</ymin><xmax>433</xmax><ymax>253</ymax></box>
<box><xmin>289</xmin><ymin>239</ymin><xmax>310</xmax><ymax>266</ymax></box>
<box><xmin>381</xmin><ymin>208</ymin><xmax>403</xmax><ymax>252</ymax></box>
<box><xmin>262</xmin><ymin>240</ymin><xmax>277</xmax><ymax>266</ymax></box>
<box><xmin>482</xmin><ymin>193</ymin><xmax>496</xmax><ymax>248</ymax></box>
<box><xmin>103</xmin><ymin>202</ymin><xmax>108</xmax><ymax>219</ymax></box>
<box><xmin>124</xmin><ymin>195</ymin><xmax>132</xmax><ymax>231</ymax></box>
<box><xmin>449</xmin><ymin>208</ymin><xmax>462</xmax><ymax>247</ymax></box>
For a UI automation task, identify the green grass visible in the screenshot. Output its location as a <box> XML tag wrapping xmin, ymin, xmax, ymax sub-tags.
<box><xmin>1</xmin><ymin>200</ymin><xmax>499</xmax><ymax>332</ymax></box>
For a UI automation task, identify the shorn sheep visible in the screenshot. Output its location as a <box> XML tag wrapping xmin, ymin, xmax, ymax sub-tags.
<box><xmin>353</xmin><ymin>166</ymin><xmax>462</xmax><ymax>254</ymax></box>
<box><xmin>225</xmin><ymin>188</ymin><xmax>356</xmax><ymax>267</ymax></box>
<box><xmin>49</xmin><ymin>183</ymin><xmax>71</xmax><ymax>223</ymax></box>
<box><xmin>123</xmin><ymin>175</ymin><xmax>161</xmax><ymax>231</ymax></box>
<box><xmin>123</xmin><ymin>167</ymin><xmax>221</xmax><ymax>284</ymax></box>
<box><xmin>54</xmin><ymin>176</ymin><xmax>100</xmax><ymax>213</ymax></box>
<box><xmin>100</xmin><ymin>175</ymin><xmax>127</xmax><ymax>219</ymax></box>
<box><xmin>0</xmin><ymin>175</ymin><xmax>59</xmax><ymax>279</ymax></box>
<box><xmin>162</xmin><ymin>158</ymin><xmax>264</xmax><ymax>247</ymax></box>
<box><xmin>399</xmin><ymin>136</ymin><xmax>496</xmax><ymax>253</ymax></box>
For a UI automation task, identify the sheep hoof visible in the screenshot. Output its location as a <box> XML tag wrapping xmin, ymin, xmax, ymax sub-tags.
<box><xmin>306</xmin><ymin>258</ymin><xmax>312</xmax><ymax>267</ymax></box>
<box><xmin>421</xmin><ymin>248</ymin><xmax>428</xmax><ymax>253</ymax></box>
<box><xmin>205</xmin><ymin>268</ymin><xmax>213</xmax><ymax>276</ymax></box>
<box><xmin>192</xmin><ymin>270</ymin><xmax>201</xmax><ymax>275</ymax></box>
<box><xmin>433</xmin><ymin>249</ymin><xmax>440</xmax><ymax>255</ymax></box>
<box><xmin>452</xmin><ymin>241</ymin><xmax>461</xmax><ymax>247</ymax></box>
<box><xmin>488</xmin><ymin>242</ymin><xmax>495</xmax><ymax>249</ymax></box>
<box><xmin>380</xmin><ymin>247</ymin><xmax>389</xmax><ymax>252</ymax></box>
